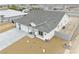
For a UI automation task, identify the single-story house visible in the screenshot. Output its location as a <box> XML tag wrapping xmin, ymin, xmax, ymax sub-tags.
<box><xmin>0</xmin><ymin>9</ymin><xmax>27</xmax><ymax>23</ymax></box>
<box><xmin>14</xmin><ymin>10</ymin><xmax>70</xmax><ymax>41</ymax></box>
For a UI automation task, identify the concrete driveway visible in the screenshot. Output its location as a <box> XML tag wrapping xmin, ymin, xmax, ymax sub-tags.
<box><xmin>0</xmin><ymin>28</ymin><xmax>26</xmax><ymax>51</ymax></box>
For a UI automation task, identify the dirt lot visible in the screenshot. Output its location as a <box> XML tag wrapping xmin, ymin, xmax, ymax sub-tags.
<box><xmin>0</xmin><ymin>36</ymin><xmax>65</xmax><ymax>54</ymax></box>
<box><xmin>0</xmin><ymin>23</ymin><xmax>15</xmax><ymax>33</ymax></box>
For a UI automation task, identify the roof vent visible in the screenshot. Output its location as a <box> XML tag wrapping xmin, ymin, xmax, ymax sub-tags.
<box><xmin>29</xmin><ymin>22</ymin><xmax>36</xmax><ymax>27</ymax></box>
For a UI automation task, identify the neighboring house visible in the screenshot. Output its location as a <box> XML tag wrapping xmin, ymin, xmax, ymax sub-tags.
<box><xmin>14</xmin><ymin>10</ymin><xmax>69</xmax><ymax>41</ymax></box>
<box><xmin>0</xmin><ymin>9</ymin><xmax>27</xmax><ymax>23</ymax></box>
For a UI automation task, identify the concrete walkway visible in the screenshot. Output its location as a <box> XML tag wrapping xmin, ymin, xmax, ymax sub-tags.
<box><xmin>0</xmin><ymin>28</ymin><xmax>26</xmax><ymax>51</ymax></box>
<box><xmin>71</xmin><ymin>35</ymin><xmax>79</xmax><ymax>53</ymax></box>
<box><xmin>70</xmin><ymin>28</ymin><xmax>79</xmax><ymax>54</ymax></box>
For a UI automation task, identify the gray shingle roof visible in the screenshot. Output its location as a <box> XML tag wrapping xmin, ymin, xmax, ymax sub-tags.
<box><xmin>14</xmin><ymin>10</ymin><xmax>65</xmax><ymax>33</ymax></box>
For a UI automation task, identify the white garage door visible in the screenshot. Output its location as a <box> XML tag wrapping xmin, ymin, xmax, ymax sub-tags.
<box><xmin>16</xmin><ymin>23</ymin><xmax>28</xmax><ymax>32</ymax></box>
<box><xmin>21</xmin><ymin>24</ymin><xmax>28</xmax><ymax>32</ymax></box>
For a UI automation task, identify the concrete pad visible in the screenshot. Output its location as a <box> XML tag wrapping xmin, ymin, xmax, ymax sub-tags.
<box><xmin>0</xmin><ymin>28</ymin><xmax>26</xmax><ymax>51</ymax></box>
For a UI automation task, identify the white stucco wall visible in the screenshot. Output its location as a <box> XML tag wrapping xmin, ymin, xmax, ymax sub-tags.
<box><xmin>16</xmin><ymin>23</ymin><xmax>46</xmax><ymax>40</ymax></box>
<box><xmin>16</xmin><ymin>23</ymin><xmax>29</xmax><ymax>33</ymax></box>
<box><xmin>44</xmin><ymin>28</ymin><xmax>56</xmax><ymax>40</ymax></box>
<box><xmin>56</xmin><ymin>14</ymin><xmax>69</xmax><ymax>31</ymax></box>
<box><xmin>35</xmin><ymin>30</ymin><xmax>47</xmax><ymax>40</ymax></box>
<box><xmin>44</xmin><ymin>14</ymin><xmax>70</xmax><ymax>40</ymax></box>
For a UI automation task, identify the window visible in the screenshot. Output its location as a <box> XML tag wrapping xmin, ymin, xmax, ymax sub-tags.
<box><xmin>39</xmin><ymin>31</ymin><xmax>43</xmax><ymax>36</ymax></box>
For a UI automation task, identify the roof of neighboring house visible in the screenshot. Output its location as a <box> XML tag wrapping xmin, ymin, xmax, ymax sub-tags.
<box><xmin>0</xmin><ymin>9</ymin><xmax>27</xmax><ymax>18</ymax></box>
<box><xmin>14</xmin><ymin>10</ymin><xmax>65</xmax><ymax>33</ymax></box>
